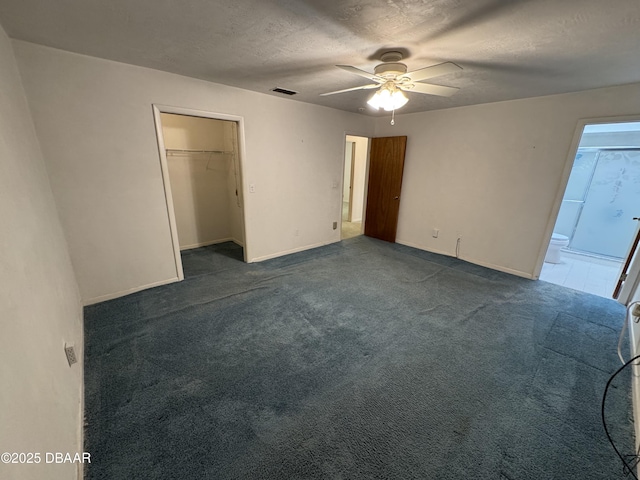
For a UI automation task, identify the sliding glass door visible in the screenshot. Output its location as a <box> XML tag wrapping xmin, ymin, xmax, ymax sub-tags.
<box><xmin>554</xmin><ymin>148</ymin><xmax>640</xmax><ymax>259</ymax></box>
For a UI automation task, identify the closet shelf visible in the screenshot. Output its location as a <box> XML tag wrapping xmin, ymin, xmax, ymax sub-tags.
<box><xmin>165</xmin><ymin>148</ymin><xmax>234</xmax><ymax>155</ymax></box>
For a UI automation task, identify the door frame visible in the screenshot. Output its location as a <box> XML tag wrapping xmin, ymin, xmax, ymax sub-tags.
<box><xmin>616</xmin><ymin>220</ymin><xmax>640</xmax><ymax>304</ymax></box>
<box><xmin>152</xmin><ymin>104</ymin><xmax>250</xmax><ymax>280</ymax></box>
<box><xmin>346</xmin><ymin>141</ymin><xmax>356</xmax><ymax>222</ymax></box>
<box><xmin>534</xmin><ymin>113</ymin><xmax>640</xmax><ymax>284</ymax></box>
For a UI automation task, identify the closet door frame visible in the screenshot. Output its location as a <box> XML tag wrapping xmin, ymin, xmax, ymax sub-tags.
<box><xmin>152</xmin><ymin>104</ymin><xmax>249</xmax><ymax>280</ymax></box>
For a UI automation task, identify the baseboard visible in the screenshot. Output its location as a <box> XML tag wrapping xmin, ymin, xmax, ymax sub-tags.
<box><xmin>82</xmin><ymin>276</ymin><xmax>181</xmax><ymax>306</ymax></box>
<box><xmin>459</xmin><ymin>256</ymin><xmax>533</xmax><ymax>279</ymax></box>
<box><xmin>179</xmin><ymin>237</ymin><xmax>235</xmax><ymax>251</ymax></box>
<box><xmin>249</xmin><ymin>240</ymin><xmax>337</xmax><ymax>263</ymax></box>
<box><xmin>396</xmin><ymin>239</ymin><xmax>452</xmax><ymax>258</ymax></box>
<box><xmin>396</xmin><ymin>239</ymin><xmax>534</xmax><ymax>279</ymax></box>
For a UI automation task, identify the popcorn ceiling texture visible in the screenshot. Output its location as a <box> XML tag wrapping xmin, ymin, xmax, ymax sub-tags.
<box><xmin>0</xmin><ymin>0</ymin><xmax>639</xmax><ymax>114</ymax></box>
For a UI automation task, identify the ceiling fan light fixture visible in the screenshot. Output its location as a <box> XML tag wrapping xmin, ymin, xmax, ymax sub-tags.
<box><xmin>367</xmin><ymin>85</ymin><xmax>408</xmax><ymax>111</ymax></box>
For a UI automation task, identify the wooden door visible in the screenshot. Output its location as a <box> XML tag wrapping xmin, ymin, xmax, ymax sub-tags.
<box><xmin>364</xmin><ymin>136</ymin><xmax>407</xmax><ymax>242</ymax></box>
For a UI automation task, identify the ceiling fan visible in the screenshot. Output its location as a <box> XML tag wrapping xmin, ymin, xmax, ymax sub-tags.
<box><xmin>321</xmin><ymin>51</ymin><xmax>462</xmax><ymax>115</ymax></box>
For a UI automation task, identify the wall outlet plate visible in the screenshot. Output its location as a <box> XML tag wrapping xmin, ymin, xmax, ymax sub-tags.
<box><xmin>65</xmin><ymin>344</ymin><xmax>78</xmax><ymax>366</ymax></box>
<box><xmin>333</xmin><ymin>222</ymin><xmax>338</xmax><ymax>230</ymax></box>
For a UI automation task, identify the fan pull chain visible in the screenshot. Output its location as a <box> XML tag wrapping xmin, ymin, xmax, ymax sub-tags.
<box><xmin>391</xmin><ymin>109</ymin><xmax>395</xmax><ymax>126</ymax></box>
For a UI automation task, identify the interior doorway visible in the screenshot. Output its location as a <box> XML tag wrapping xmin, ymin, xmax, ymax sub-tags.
<box><xmin>540</xmin><ymin>121</ymin><xmax>640</xmax><ymax>298</ymax></box>
<box><xmin>341</xmin><ymin>135</ymin><xmax>368</xmax><ymax>240</ymax></box>
<box><xmin>153</xmin><ymin>105</ymin><xmax>248</xmax><ymax>280</ymax></box>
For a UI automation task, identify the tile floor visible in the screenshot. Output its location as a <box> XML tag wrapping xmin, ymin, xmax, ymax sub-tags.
<box><xmin>341</xmin><ymin>201</ymin><xmax>362</xmax><ymax>239</ymax></box>
<box><xmin>539</xmin><ymin>250</ymin><xmax>623</xmax><ymax>298</ymax></box>
<box><xmin>342</xmin><ymin>221</ymin><xmax>362</xmax><ymax>239</ymax></box>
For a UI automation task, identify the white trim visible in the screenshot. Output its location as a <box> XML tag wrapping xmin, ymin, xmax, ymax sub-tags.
<box><xmin>152</xmin><ymin>104</ymin><xmax>251</xmax><ymax>267</ymax></box>
<box><xmin>152</xmin><ymin>106</ymin><xmax>184</xmax><ymax>281</ymax></box>
<box><xmin>534</xmin><ymin>114</ymin><xmax>640</xmax><ymax>280</ymax></box>
<box><xmin>249</xmin><ymin>240</ymin><xmax>338</xmax><ymax>263</ymax></box>
<box><xmin>396</xmin><ymin>239</ymin><xmax>533</xmax><ymax>279</ymax></box>
<box><xmin>82</xmin><ymin>277</ymin><xmax>180</xmax><ymax>306</ymax></box>
<box><xmin>395</xmin><ymin>239</ymin><xmax>452</xmax><ymax>257</ymax></box>
<box><xmin>619</xmin><ymin>224</ymin><xmax>640</xmax><ymax>305</ymax></box>
<box><xmin>459</xmin><ymin>256</ymin><xmax>533</xmax><ymax>279</ymax></box>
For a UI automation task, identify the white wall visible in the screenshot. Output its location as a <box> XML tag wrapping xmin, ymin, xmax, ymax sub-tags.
<box><xmin>374</xmin><ymin>84</ymin><xmax>640</xmax><ymax>278</ymax></box>
<box><xmin>14</xmin><ymin>41</ymin><xmax>374</xmax><ymax>304</ymax></box>
<box><xmin>0</xmin><ymin>27</ymin><xmax>83</xmax><ymax>480</ymax></box>
<box><xmin>161</xmin><ymin>114</ymin><xmax>238</xmax><ymax>250</ymax></box>
<box><xmin>346</xmin><ymin>135</ymin><xmax>368</xmax><ymax>223</ymax></box>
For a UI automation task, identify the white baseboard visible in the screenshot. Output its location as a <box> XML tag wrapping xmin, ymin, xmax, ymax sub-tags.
<box><xmin>396</xmin><ymin>239</ymin><xmax>452</xmax><ymax>258</ymax></box>
<box><xmin>396</xmin><ymin>238</ymin><xmax>533</xmax><ymax>279</ymax></box>
<box><xmin>249</xmin><ymin>240</ymin><xmax>337</xmax><ymax>263</ymax></box>
<box><xmin>82</xmin><ymin>276</ymin><xmax>181</xmax><ymax>306</ymax></box>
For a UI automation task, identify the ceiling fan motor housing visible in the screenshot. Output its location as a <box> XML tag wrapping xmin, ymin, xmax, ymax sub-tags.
<box><xmin>375</xmin><ymin>51</ymin><xmax>408</xmax><ymax>79</ymax></box>
<box><xmin>374</xmin><ymin>62</ymin><xmax>408</xmax><ymax>79</ymax></box>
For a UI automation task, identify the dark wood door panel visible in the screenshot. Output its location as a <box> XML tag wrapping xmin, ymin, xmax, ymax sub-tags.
<box><xmin>364</xmin><ymin>136</ymin><xmax>407</xmax><ymax>242</ymax></box>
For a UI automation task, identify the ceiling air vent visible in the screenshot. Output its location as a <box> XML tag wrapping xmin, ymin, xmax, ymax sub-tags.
<box><xmin>271</xmin><ymin>87</ymin><xmax>298</xmax><ymax>96</ymax></box>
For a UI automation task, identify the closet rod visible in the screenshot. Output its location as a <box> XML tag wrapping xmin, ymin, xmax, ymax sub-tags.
<box><xmin>165</xmin><ymin>148</ymin><xmax>234</xmax><ymax>155</ymax></box>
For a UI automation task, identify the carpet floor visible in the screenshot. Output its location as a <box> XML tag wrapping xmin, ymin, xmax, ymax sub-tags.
<box><xmin>84</xmin><ymin>237</ymin><xmax>635</xmax><ymax>479</ymax></box>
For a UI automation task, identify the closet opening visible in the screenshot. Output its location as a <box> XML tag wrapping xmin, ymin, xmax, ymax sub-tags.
<box><xmin>153</xmin><ymin>106</ymin><xmax>248</xmax><ymax>280</ymax></box>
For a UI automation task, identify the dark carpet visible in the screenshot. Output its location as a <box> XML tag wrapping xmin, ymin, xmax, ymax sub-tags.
<box><xmin>84</xmin><ymin>237</ymin><xmax>635</xmax><ymax>479</ymax></box>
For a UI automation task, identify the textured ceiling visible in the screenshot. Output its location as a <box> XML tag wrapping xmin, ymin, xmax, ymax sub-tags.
<box><xmin>1</xmin><ymin>0</ymin><xmax>639</xmax><ymax>115</ymax></box>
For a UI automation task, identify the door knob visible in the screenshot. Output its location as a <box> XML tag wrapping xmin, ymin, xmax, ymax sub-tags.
<box><xmin>394</xmin><ymin>196</ymin><xmax>399</xmax><ymax>200</ymax></box>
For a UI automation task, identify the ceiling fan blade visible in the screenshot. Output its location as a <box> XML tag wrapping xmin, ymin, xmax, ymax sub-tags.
<box><xmin>401</xmin><ymin>82</ymin><xmax>459</xmax><ymax>97</ymax></box>
<box><xmin>403</xmin><ymin>62</ymin><xmax>462</xmax><ymax>82</ymax></box>
<box><xmin>336</xmin><ymin>65</ymin><xmax>385</xmax><ymax>83</ymax></box>
<box><xmin>320</xmin><ymin>84</ymin><xmax>380</xmax><ymax>96</ymax></box>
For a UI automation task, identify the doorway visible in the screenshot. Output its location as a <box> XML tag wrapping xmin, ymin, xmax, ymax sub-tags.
<box><xmin>342</xmin><ymin>135</ymin><xmax>368</xmax><ymax>239</ymax></box>
<box><xmin>540</xmin><ymin>121</ymin><xmax>640</xmax><ymax>297</ymax></box>
<box><xmin>153</xmin><ymin>106</ymin><xmax>248</xmax><ymax>280</ymax></box>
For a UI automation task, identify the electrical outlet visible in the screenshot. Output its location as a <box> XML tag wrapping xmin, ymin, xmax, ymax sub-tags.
<box><xmin>65</xmin><ymin>344</ymin><xmax>77</xmax><ymax>366</ymax></box>
<box><xmin>432</xmin><ymin>228</ymin><xmax>439</xmax><ymax>238</ymax></box>
<box><xmin>294</xmin><ymin>228</ymin><xmax>299</xmax><ymax>237</ymax></box>
<box><xmin>333</xmin><ymin>222</ymin><xmax>338</xmax><ymax>230</ymax></box>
